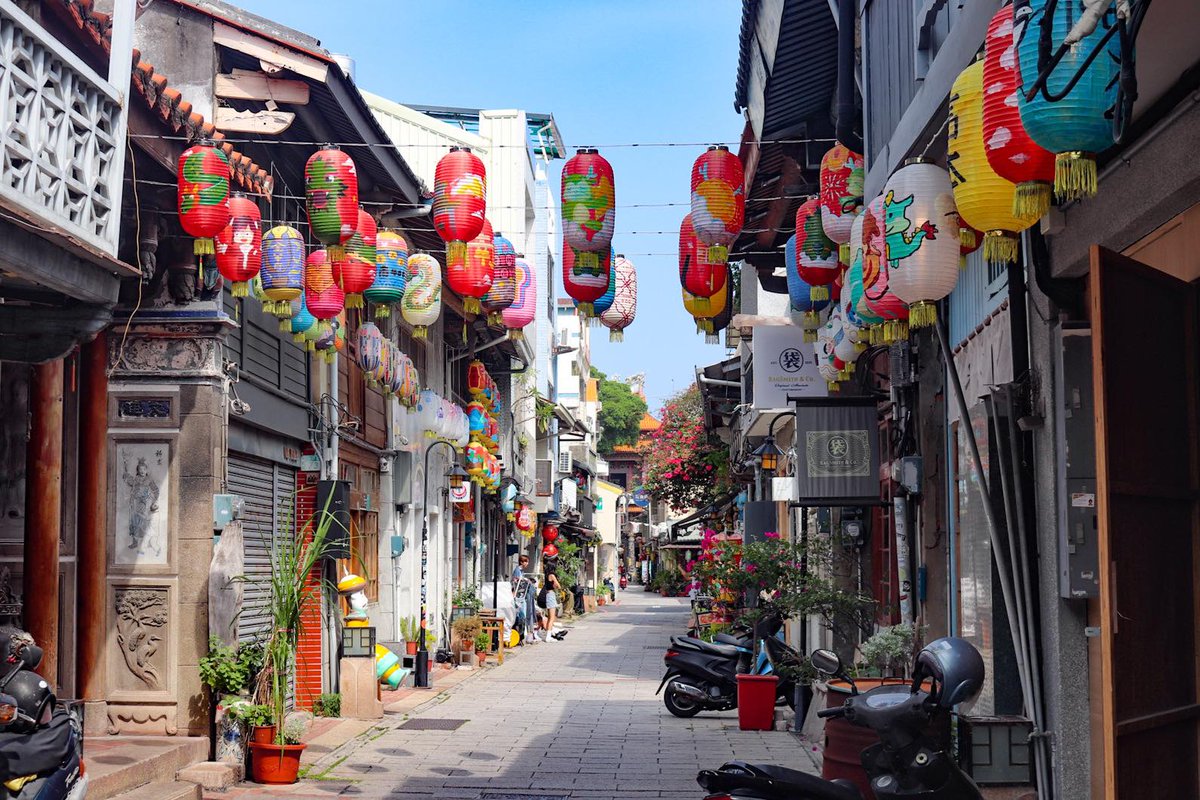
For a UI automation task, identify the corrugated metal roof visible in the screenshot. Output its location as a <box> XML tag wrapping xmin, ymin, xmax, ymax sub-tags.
<box><xmin>761</xmin><ymin>0</ymin><xmax>839</xmax><ymax>138</ymax></box>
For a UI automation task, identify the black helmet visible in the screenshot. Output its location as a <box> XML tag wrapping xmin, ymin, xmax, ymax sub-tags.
<box><xmin>913</xmin><ymin>637</ymin><xmax>984</xmax><ymax>709</ymax></box>
<box><xmin>0</xmin><ymin>669</ymin><xmax>55</xmax><ymax>732</ymax></box>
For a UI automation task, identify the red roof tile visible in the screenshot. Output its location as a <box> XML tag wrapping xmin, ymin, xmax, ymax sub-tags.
<box><xmin>62</xmin><ymin>0</ymin><xmax>273</xmax><ymax>198</ymax></box>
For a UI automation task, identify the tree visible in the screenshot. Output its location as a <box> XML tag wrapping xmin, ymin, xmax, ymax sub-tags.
<box><xmin>643</xmin><ymin>384</ymin><xmax>734</xmax><ymax>512</ymax></box>
<box><xmin>591</xmin><ymin>367</ymin><xmax>647</xmax><ymax>454</ymax></box>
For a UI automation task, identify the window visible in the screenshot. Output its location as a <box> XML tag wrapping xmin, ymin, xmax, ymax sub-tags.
<box><xmin>571</xmin><ymin>361</ymin><xmax>579</xmax><ymax>376</ymax></box>
<box><xmin>338</xmin><ymin>461</ymin><xmax>381</xmax><ymax>602</ymax></box>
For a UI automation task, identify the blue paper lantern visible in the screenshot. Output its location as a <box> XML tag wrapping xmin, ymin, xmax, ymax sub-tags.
<box><xmin>580</xmin><ymin>254</ymin><xmax>617</xmax><ymax>319</ymax></box>
<box><xmin>785</xmin><ymin>233</ymin><xmax>830</xmax><ymax>341</ymax></box>
<box><xmin>261</xmin><ymin>225</ymin><xmax>305</xmax><ymax>319</ymax></box>
<box><xmin>289</xmin><ymin>293</ymin><xmax>316</xmax><ymax>343</ymax></box>
<box><xmin>1017</xmin><ymin>0</ymin><xmax>1120</xmax><ymax>201</ymax></box>
<box><xmin>365</xmin><ymin>230</ymin><xmax>409</xmax><ymax>318</ymax></box>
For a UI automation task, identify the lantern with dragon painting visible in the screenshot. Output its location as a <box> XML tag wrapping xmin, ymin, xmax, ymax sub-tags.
<box><xmin>177</xmin><ymin>140</ymin><xmax>231</xmax><ymax>257</ymax></box>
<box><xmin>860</xmin><ymin>194</ymin><xmax>910</xmax><ymax>343</ymax></box>
<box><xmin>401</xmin><ymin>253</ymin><xmax>441</xmax><ymax>339</ymax></box>
<box><xmin>433</xmin><ymin>147</ymin><xmax>487</xmax><ymax>262</ymax></box>
<box><xmin>881</xmin><ymin>161</ymin><xmax>960</xmax><ymax>328</ymax></box>
<box><xmin>214</xmin><ymin>193</ymin><xmax>261</xmax><ymax>298</ymax></box>
<box><xmin>305</xmin><ymin>146</ymin><xmax>358</xmax><ymax>261</ymax></box>
<box><xmin>689</xmin><ymin>145</ymin><xmax>744</xmax><ymax>263</ymax></box>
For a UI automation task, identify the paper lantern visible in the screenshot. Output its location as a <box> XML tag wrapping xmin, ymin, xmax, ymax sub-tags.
<box><xmin>705</xmin><ymin>277</ymin><xmax>736</xmax><ymax>345</ymax></box>
<box><xmin>305</xmin><ymin>146</ymin><xmax>358</xmax><ymax>260</ymax></box>
<box><xmin>542</xmin><ymin>543</ymin><xmax>559</xmax><ymax>559</ymax></box>
<box><xmin>467</xmin><ymin>360</ymin><xmax>489</xmax><ymax>399</ymax></box>
<box><xmin>562</xmin><ymin>148</ymin><xmax>615</xmax><ymax>270</ymax></box>
<box><xmin>433</xmin><ymin>146</ymin><xmax>487</xmax><ymax>262</ymax></box>
<box><xmin>563</xmin><ymin>241</ymin><xmax>611</xmax><ymax>318</ymax></box>
<box><xmin>214</xmin><ymin>193</ymin><xmax>261</xmax><ymax>298</ymax></box>
<box><xmin>261</xmin><ymin>225</ymin><xmax>305</xmax><ymax>319</ymax></box>
<box><xmin>949</xmin><ymin>60</ymin><xmax>1033</xmax><ymax>265</ymax></box>
<box><xmin>314</xmin><ymin>311</ymin><xmax>345</xmax><ymax>364</ymax></box>
<box><xmin>690</xmin><ymin>145</ymin><xmax>745</xmax><ymax>263</ymax></box>
<box><xmin>482</xmin><ymin>231</ymin><xmax>517</xmax><ymax>325</ymax></box>
<box><xmin>447</xmin><ymin>218</ymin><xmax>494</xmax><ymax>315</ymax></box>
<box><xmin>678</xmin><ymin>213</ymin><xmax>728</xmax><ymax>307</ymax></box>
<box><xmin>833</xmin><ymin>306</ymin><xmax>860</xmax><ymax>379</ymax></box>
<box><xmin>819</xmin><ymin>144</ymin><xmax>865</xmax><ymax>260</ymax></box>
<box><xmin>794</xmin><ymin>197</ymin><xmax>839</xmax><ymax>301</ymax></box>
<box><xmin>177</xmin><ymin>141</ymin><xmax>231</xmax><ymax>256</ymax></box>
<box><xmin>842</xmin><ymin>215</ymin><xmax>869</xmax><ymax>352</ymax></box>
<box><xmin>589</xmin><ymin>255</ymin><xmax>617</xmax><ymax>319</ymax></box>
<box><xmin>785</xmin><ymin>233</ymin><xmax>832</xmax><ymax>341</ymax></box>
<box><xmin>881</xmin><ymin>162</ymin><xmax>960</xmax><ymax>328</ymax></box>
<box><xmin>356</xmin><ymin>322</ymin><xmax>383</xmax><ymax>378</ymax></box>
<box><xmin>304</xmin><ymin>249</ymin><xmax>346</xmax><ymax>334</ymax></box>
<box><xmin>289</xmin><ymin>294</ymin><xmax>316</xmax><ymax>344</ymax></box>
<box><xmin>682</xmin><ymin>279</ymin><xmax>728</xmax><ymax>336</ymax></box>
<box><xmin>957</xmin><ymin>213</ymin><xmax>983</xmax><ymax>267</ymax></box>
<box><xmin>814</xmin><ymin>311</ymin><xmax>842</xmax><ymax>391</ymax></box>
<box><xmin>542</xmin><ymin>523</ymin><xmax>559</xmax><ymax>542</ymax></box>
<box><xmin>401</xmin><ymin>253</ymin><xmax>441</xmax><ymax>339</ymax></box>
<box><xmin>466</xmin><ymin>441</ymin><xmax>488</xmax><ymax>478</ymax></box>
<box><xmin>334</xmin><ymin>208</ymin><xmax>377</xmax><ymax>309</ymax></box>
<box><xmin>1017</xmin><ymin>0</ymin><xmax>1119</xmax><ymax>201</ymax></box>
<box><xmin>600</xmin><ymin>255</ymin><xmax>637</xmax><ymax>342</ymax></box>
<box><xmin>366</xmin><ymin>231</ymin><xmax>408</xmax><ymax>318</ymax></box>
<box><xmin>982</xmin><ymin>5</ymin><xmax>1056</xmax><ymax>221</ymax></box>
<box><xmin>502</xmin><ymin>258</ymin><xmax>537</xmax><ymax>339</ymax></box>
<box><xmin>861</xmin><ymin>194</ymin><xmax>909</xmax><ymax>343</ymax></box>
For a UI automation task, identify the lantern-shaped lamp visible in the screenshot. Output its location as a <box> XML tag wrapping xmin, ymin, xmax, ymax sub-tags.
<box><xmin>600</xmin><ymin>255</ymin><xmax>637</xmax><ymax>342</ymax></box>
<box><xmin>304</xmin><ymin>249</ymin><xmax>346</xmax><ymax>335</ymax></box>
<box><xmin>214</xmin><ymin>193</ymin><xmax>261</xmax><ymax>298</ymax></box>
<box><xmin>690</xmin><ymin>145</ymin><xmax>744</xmax><ymax>263</ymax></box>
<box><xmin>334</xmin><ymin>208</ymin><xmax>377</xmax><ymax>308</ymax></box>
<box><xmin>1017</xmin><ymin>0</ymin><xmax>1120</xmax><ymax>201</ymax></box>
<box><xmin>949</xmin><ymin>60</ymin><xmax>1034</xmax><ymax>265</ymax></box>
<box><xmin>881</xmin><ymin>161</ymin><xmax>960</xmax><ymax>328</ymax></box>
<box><xmin>562</xmin><ymin>241</ymin><xmax>611</xmax><ymax>318</ymax></box>
<box><xmin>366</xmin><ymin>231</ymin><xmax>408</xmax><ymax>318</ymax></box>
<box><xmin>177</xmin><ymin>140</ymin><xmax>231</xmax><ymax>256</ymax></box>
<box><xmin>401</xmin><ymin>253</ymin><xmax>441</xmax><ymax>339</ymax></box>
<box><xmin>794</xmin><ymin>197</ymin><xmax>840</xmax><ymax>301</ymax></box>
<box><xmin>542</xmin><ymin>543</ymin><xmax>559</xmax><ymax>559</ymax></box>
<box><xmin>482</xmin><ymin>231</ymin><xmax>517</xmax><ymax>325</ymax></box>
<box><xmin>784</xmin><ymin>233</ymin><xmax>832</xmax><ymax>341</ymax></box>
<box><xmin>682</xmin><ymin>280</ymin><xmax>728</xmax><ymax>337</ymax></box>
<box><xmin>819</xmin><ymin>144</ymin><xmax>865</xmax><ymax>261</ymax></box>
<box><xmin>305</xmin><ymin>146</ymin><xmax>359</xmax><ymax>261</ymax></box>
<box><xmin>433</xmin><ymin>146</ymin><xmax>487</xmax><ymax>262</ymax></box>
<box><xmin>502</xmin><ymin>258</ymin><xmax>537</xmax><ymax>340</ymax></box>
<box><xmin>678</xmin><ymin>213</ymin><xmax>728</xmax><ymax>309</ymax></box>
<box><xmin>588</xmin><ymin>254</ymin><xmax>617</xmax><ymax>319</ymax></box>
<box><xmin>261</xmin><ymin>225</ymin><xmax>305</xmax><ymax>320</ymax></box>
<box><xmin>562</xmin><ymin>148</ymin><xmax>615</xmax><ymax>270</ymax></box>
<box><xmin>447</xmin><ymin>218</ymin><xmax>494</xmax><ymax>315</ymax></box>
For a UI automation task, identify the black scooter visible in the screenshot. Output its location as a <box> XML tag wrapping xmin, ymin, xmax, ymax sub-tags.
<box><xmin>659</xmin><ymin>611</ymin><xmax>795</xmax><ymax>718</ymax></box>
<box><xmin>697</xmin><ymin>639</ymin><xmax>985</xmax><ymax>799</ymax></box>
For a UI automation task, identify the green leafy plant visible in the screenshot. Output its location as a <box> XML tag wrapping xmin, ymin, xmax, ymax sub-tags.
<box><xmin>229</xmin><ymin>703</ymin><xmax>274</xmax><ymax>728</ymax></box>
<box><xmin>451</xmin><ymin>585</ymin><xmax>482</xmax><ymax>612</ymax></box>
<box><xmin>398</xmin><ymin>617</ymin><xmax>420</xmax><ymax>643</ymax></box>
<box><xmin>474</xmin><ymin>631</ymin><xmax>491</xmax><ymax>652</ymax></box>
<box><xmin>199</xmin><ymin>636</ymin><xmax>263</xmax><ymax>697</ymax></box>
<box><xmin>282</xmin><ymin>715</ymin><xmax>309</xmax><ymax>745</ymax></box>
<box><xmin>451</xmin><ymin>615</ymin><xmax>483</xmax><ymax>642</ymax></box>
<box><xmin>859</xmin><ymin>623</ymin><xmax>919</xmax><ymax>678</ymax></box>
<box><xmin>553</xmin><ymin>540</ymin><xmax>583</xmax><ymax>585</ymax></box>
<box><xmin>591</xmin><ymin>367</ymin><xmax>649</xmax><ymax>453</ymax></box>
<box><xmin>700</xmin><ymin>623</ymin><xmax>731</xmax><ymax>643</ymax></box>
<box><xmin>312</xmin><ymin>693</ymin><xmax>341</xmax><ymax>718</ymax></box>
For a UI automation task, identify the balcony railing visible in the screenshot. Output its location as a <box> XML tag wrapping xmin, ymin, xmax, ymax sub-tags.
<box><xmin>0</xmin><ymin>0</ymin><xmax>125</xmax><ymax>255</ymax></box>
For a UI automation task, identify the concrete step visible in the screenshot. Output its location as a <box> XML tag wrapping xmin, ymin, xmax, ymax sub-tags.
<box><xmin>106</xmin><ymin>780</ymin><xmax>201</xmax><ymax>800</ymax></box>
<box><xmin>177</xmin><ymin>760</ymin><xmax>241</xmax><ymax>792</ymax></box>
<box><xmin>85</xmin><ymin>736</ymin><xmax>209</xmax><ymax>800</ymax></box>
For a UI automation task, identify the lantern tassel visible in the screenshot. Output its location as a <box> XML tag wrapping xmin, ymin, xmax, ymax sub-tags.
<box><xmin>692</xmin><ymin>296</ymin><xmax>711</xmax><ymax>314</ymax></box>
<box><xmin>983</xmin><ymin>231</ymin><xmax>1019</xmax><ymax>265</ymax></box>
<box><xmin>577</xmin><ymin>302</ymin><xmax>594</xmax><ymax>318</ymax></box>
<box><xmin>231</xmin><ymin>281</ymin><xmax>249</xmax><ymax>298</ymax></box>
<box><xmin>838</xmin><ymin>243</ymin><xmax>851</xmax><ymax>265</ymax></box>
<box><xmin>510</xmin><ymin>330</ymin><xmax>524</xmax><ymax>342</ymax></box>
<box><xmin>810</xmin><ymin>285</ymin><xmax>829</xmax><ymax>302</ymax></box>
<box><xmin>375</xmin><ymin>305</ymin><xmax>391</xmax><ymax>319</ymax></box>
<box><xmin>193</xmin><ymin>237</ymin><xmax>215</xmax><ymax>256</ymax></box>
<box><xmin>345</xmin><ymin>293</ymin><xmax>364</xmax><ymax>309</ymax></box>
<box><xmin>908</xmin><ymin>302</ymin><xmax>938</xmax><ymax>329</ymax></box>
<box><xmin>413</xmin><ymin>326</ymin><xmax>427</xmax><ymax>340</ymax></box>
<box><xmin>306</xmin><ymin>341</ymin><xmax>316</xmax><ymax>352</ymax></box>
<box><xmin>827</xmin><ymin>381</ymin><xmax>841</xmax><ymax>393</ymax></box>
<box><xmin>959</xmin><ymin>227</ymin><xmax>978</xmax><ymax>252</ymax></box>
<box><xmin>293</xmin><ymin>332</ymin><xmax>305</xmax><ymax>344</ymax></box>
<box><xmin>327</xmin><ymin>245</ymin><xmax>346</xmax><ymax>262</ymax></box>
<box><xmin>279</xmin><ymin>318</ymin><xmax>291</xmax><ymax>333</ymax></box>
<box><xmin>705</xmin><ymin>332</ymin><xmax>719</xmax><ymax>345</ymax></box>
<box><xmin>1013</xmin><ymin>181</ymin><xmax>1052</xmax><ymax>221</ymax></box>
<box><xmin>609</xmin><ymin>329</ymin><xmax>622</xmax><ymax>343</ymax></box>
<box><xmin>706</xmin><ymin>245</ymin><xmax>729</xmax><ymax>263</ymax></box>
<box><xmin>1054</xmin><ymin>152</ymin><xmax>1098</xmax><ymax>202</ymax></box>
<box><xmin>464</xmin><ymin>297</ymin><xmax>482</xmax><ymax>315</ymax></box>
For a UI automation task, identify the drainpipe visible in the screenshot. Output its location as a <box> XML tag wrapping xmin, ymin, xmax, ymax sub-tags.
<box><xmin>1025</xmin><ymin>229</ymin><xmax>1083</xmax><ymax>319</ymax></box>
<box><xmin>836</xmin><ymin>0</ymin><xmax>862</xmax><ymax>151</ymax></box>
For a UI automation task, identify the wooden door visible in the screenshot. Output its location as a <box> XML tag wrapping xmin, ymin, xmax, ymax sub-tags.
<box><xmin>1091</xmin><ymin>246</ymin><xmax>1200</xmax><ymax>798</ymax></box>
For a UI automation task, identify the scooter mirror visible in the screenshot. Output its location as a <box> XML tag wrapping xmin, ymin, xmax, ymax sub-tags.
<box><xmin>810</xmin><ymin>649</ymin><xmax>842</xmax><ymax>676</ymax></box>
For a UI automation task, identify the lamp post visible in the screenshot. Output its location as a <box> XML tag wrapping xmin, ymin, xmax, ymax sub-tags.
<box><xmin>417</xmin><ymin>440</ymin><xmax>468</xmax><ymax>689</ymax></box>
<box><xmin>752</xmin><ymin>411</ymin><xmax>794</xmax><ymax>500</ymax></box>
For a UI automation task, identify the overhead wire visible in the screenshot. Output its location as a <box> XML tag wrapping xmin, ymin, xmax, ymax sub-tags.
<box><xmin>128</xmin><ymin>132</ymin><xmax>836</xmax><ymax>150</ymax></box>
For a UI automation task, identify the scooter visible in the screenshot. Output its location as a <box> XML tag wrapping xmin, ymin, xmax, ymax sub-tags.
<box><xmin>696</xmin><ymin>637</ymin><xmax>986</xmax><ymax>799</ymax></box>
<box><xmin>659</xmin><ymin>610</ymin><xmax>795</xmax><ymax>718</ymax></box>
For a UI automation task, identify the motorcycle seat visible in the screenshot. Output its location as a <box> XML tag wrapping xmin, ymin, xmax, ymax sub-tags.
<box><xmin>671</xmin><ymin>636</ymin><xmax>741</xmax><ymax>658</ymax></box>
<box><xmin>700</xmin><ymin>762</ymin><xmax>862</xmax><ymax>800</ymax></box>
<box><xmin>714</xmin><ymin>632</ymin><xmax>750</xmax><ymax>647</ymax></box>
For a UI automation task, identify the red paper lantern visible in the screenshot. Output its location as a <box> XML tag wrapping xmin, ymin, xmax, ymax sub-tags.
<box><xmin>689</xmin><ymin>145</ymin><xmax>744</xmax><ymax>263</ymax></box>
<box><xmin>467</xmin><ymin>359</ymin><xmax>489</xmax><ymax>399</ymax></box>
<box><xmin>177</xmin><ymin>141</ymin><xmax>231</xmax><ymax>256</ymax></box>
<box><xmin>542</xmin><ymin>544</ymin><xmax>559</xmax><ymax>559</ymax></box>
<box><xmin>983</xmin><ymin>4</ymin><xmax>1056</xmax><ymax>221</ymax></box>
<box><xmin>214</xmin><ymin>193</ymin><xmax>261</xmax><ymax>297</ymax></box>
<box><xmin>561</xmin><ymin>148</ymin><xmax>615</xmax><ymax>270</ymax></box>
<box><xmin>334</xmin><ymin>208</ymin><xmax>377</xmax><ymax>309</ymax></box>
<box><xmin>305</xmin><ymin>146</ymin><xmax>359</xmax><ymax>260</ymax></box>
<box><xmin>562</xmin><ymin>240</ymin><xmax>611</xmax><ymax>318</ymax></box>
<box><xmin>304</xmin><ymin>249</ymin><xmax>345</xmax><ymax>333</ymax></box>
<box><xmin>433</xmin><ymin>147</ymin><xmax>487</xmax><ymax>263</ymax></box>
<box><xmin>794</xmin><ymin>197</ymin><xmax>839</xmax><ymax>301</ymax></box>
<box><xmin>542</xmin><ymin>524</ymin><xmax>559</xmax><ymax>543</ymax></box>
<box><xmin>678</xmin><ymin>213</ymin><xmax>727</xmax><ymax>310</ymax></box>
<box><xmin>447</xmin><ymin>218</ymin><xmax>494</xmax><ymax>315</ymax></box>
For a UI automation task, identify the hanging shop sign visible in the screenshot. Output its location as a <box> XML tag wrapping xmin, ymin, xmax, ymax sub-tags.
<box><xmin>449</xmin><ymin>482</ymin><xmax>471</xmax><ymax>504</ymax></box>
<box><xmin>560</xmin><ymin>477</ymin><xmax>578</xmax><ymax>512</ymax></box>
<box><xmin>791</xmin><ymin>398</ymin><xmax>881</xmax><ymax>505</ymax></box>
<box><xmin>752</xmin><ymin>326</ymin><xmax>827</xmax><ymax>408</ymax></box>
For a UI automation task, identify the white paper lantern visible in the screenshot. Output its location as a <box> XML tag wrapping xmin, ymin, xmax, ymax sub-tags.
<box><xmin>401</xmin><ymin>253</ymin><xmax>442</xmax><ymax>338</ymax></box>
<box><xmin>880</xmin><ymin>160</ymin><xmax>961</xmax><ymax>328</ymax></box>
<box><xmin>815</xmin><ymin>312</ymin><xmax>842</xmax><ymax>390</ymax></box>
<box><xmin>600</xmin><ymin>255</ymin><xmax>638</xmax><ymax>342</ymax></box>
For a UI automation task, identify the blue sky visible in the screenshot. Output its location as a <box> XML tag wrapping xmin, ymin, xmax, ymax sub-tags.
<box><xmin>234</xmin><ymin>0</ymin><xmax>742</xmax><ymax>412</ymax></box>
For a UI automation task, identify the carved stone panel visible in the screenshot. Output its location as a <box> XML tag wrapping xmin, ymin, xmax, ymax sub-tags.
<box><xmin>113</xmin><ymin>587</ymin><xmax>169</xmax><ymax>692</ymax></box>
<box><xmin>108</xmin><ymin>336</ymin><xmax>219</xmax><ymax>378</ymax></box>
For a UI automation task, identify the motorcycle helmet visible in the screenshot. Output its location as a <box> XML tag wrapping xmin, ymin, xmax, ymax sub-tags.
<box><xmin>913</xmin><ymin>636</ymin><xmax>984</xmax><ymax>709</ymax></box>
<box><xmin>0</xmin><ymin>669</ymin><xmax>54</xmax><ymax>733</ymax></box>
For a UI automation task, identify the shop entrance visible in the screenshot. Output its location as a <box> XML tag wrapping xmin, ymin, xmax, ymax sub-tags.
<box><xmin>1090</xmin><ymin>245</ymin><xmax>1200</xmax><ymax>797</ymax></box>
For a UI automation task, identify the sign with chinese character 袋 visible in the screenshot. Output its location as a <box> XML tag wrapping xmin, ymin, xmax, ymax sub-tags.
<box><xmin>752</xmin><ymin>326</ymin><xmax>827</xmax><ymax>408</ymax></box>
<box><xmin>793</xmin><ymin>400</ymin><xmax>881</xmax><ymax>504</ymax></box>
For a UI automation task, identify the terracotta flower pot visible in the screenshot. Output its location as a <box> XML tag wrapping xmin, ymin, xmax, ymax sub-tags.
<box><xmin>405</xmin><ymin>641</ymin><xmax>419</xmax><ymax>656</ymax></box>
<box><xmin>250</xmin><ymin>724</ymin><xmax>276</xmax><ymax>744</ymax></box>
<box><xmin>460</xmin><ymin>639</ymin><xmax>475</xmax><ymax>654</ymax></box>
<box><xmin>249</xmin><ymin>741</ymin><xmax>306</xmax><ymax>785</ymax></box>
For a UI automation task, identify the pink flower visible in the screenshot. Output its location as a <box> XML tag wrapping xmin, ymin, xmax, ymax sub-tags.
<box><xmin>764</xmin><ymin>531</ymin><xmax>781</xmax><ymax>540</ymax></box>
<box><xmin>745</xmin><ymin>563</ymin><xmax>757</xmax><ymax>573</ymax></box>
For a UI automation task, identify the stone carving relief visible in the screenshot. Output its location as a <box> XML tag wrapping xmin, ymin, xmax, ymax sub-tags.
<box><xmin>107</xmin><ymin>704</ymin><xmax>178</xmax><ymax>736</ymax></box>
<box><xmin>114</xmin><ymin>588</ymin><xmax>168</xmax><ymax>691</ymax></box>
<box><xmin>108</xmin><ymin>336</ymin><xmax>219</xmax><ymax>378</ymax></box>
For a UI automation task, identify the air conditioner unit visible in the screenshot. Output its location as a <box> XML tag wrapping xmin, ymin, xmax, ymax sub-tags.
<box><xmin>536</xmin><ymin>459</ymin><xmax>552</xmax><ymax>496</ymax></box>
<box><xmin>558</xmin><ymin>448</ymin><xmax>573</xmax><ymax>474</ymax></box>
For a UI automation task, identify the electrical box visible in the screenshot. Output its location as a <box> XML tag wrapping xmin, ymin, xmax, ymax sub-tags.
<box><xmin>958</xmin><ymin>715</ymin><xmax>1034</xmax><ymax>786</ymax></box>
<box><xmin>212</xmin><ymin>494</ymin><xmax>242</xmax><ymax>531</ymax></box>
<box><xmin>390</xmin><ymin>535</ymin><xmax>406</xmax><ymax>558</ymax></box>
<box><xmin>1056</xmin><ymin>324</ymin><xmax>1099</xmax><ymax>599</ymax></box>
<box><xmin>899</xmin><ymin>456</ymin><xmax>923</xmax><ymax>495</ymax></box>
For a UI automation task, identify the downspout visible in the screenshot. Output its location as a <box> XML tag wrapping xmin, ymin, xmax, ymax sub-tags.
<box><xmin>836</xmin><ymin>0</ymin><xmax>862</xmax><ymax>151</ymax></box>
<box><xmin>1025</xmin><ymin>229</ymin><xmax>1083</xmax><ymax>319</ymax></box>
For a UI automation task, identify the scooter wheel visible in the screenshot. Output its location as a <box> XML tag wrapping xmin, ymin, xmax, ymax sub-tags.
<box><xmin>664</xmin><ymin>686</ymin><xmax>703</xmax><ymax>718</ymax></box>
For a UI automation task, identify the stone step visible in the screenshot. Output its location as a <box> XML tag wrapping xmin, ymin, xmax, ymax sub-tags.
<box><xmin>106</xmin><ymin>780</ymin><xmax>201</xmax><ymax>800</ymax></box>
<box><xmin>177</xmin><ymin>760</ymin><xmax>242</xmax><ymax>792</ymax></box>
<box><xmin>86</xmin><ymin>736</ymin><xmax>210</xmax><ymax>800</ymax></box>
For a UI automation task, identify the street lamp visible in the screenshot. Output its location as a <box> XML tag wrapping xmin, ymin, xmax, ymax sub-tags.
<box><xmin>416</xmin><ymin>439</ymin><xmax>469</xmax><ymax>689</ymax></box>
<box><xmin>752</xmin><ymin>411</ymin><xmax>794</xmax><ymax>499</ymax></box>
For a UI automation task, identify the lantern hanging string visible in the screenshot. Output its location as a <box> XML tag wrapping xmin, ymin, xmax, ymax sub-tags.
<box><xmin>129</xmin><ymin>133</ymin><xmax>837</xmax><ymax>149</ymax></box>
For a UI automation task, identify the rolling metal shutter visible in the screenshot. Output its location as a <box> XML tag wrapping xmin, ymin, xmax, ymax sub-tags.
<box><xmin>228</xmin><ymin>453</ymin><xmax>296</xmax><ymax>647</ymax></box>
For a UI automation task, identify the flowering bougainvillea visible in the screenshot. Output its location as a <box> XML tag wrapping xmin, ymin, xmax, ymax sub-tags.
<box><xmin>643</xmin><ymin>384</ymin><xmax>733</xmax><ymax>512</ymax></box>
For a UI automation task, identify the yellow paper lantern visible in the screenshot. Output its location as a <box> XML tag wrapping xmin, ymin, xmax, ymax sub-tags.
<box><xmin>948</xmin><ymin>59</ymin><xmax>1034</xmax><ymax>265</ymax></box>
<box><xmin>682</xmin><ymin>281</ymin><xmax>728</xmax><ymax>336</ymax></box>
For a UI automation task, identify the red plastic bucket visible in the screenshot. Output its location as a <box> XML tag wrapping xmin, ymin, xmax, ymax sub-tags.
<box><xmin>736</xmin><ymin>674</ymin><xmax>778</xmax><ymax>731</ymax></box>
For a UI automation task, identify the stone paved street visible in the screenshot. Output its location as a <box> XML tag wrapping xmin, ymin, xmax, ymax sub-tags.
<box><xmin>216</xmin><ymin>589</ymin><xmax>819</xmax><ymax>798</ymax></box>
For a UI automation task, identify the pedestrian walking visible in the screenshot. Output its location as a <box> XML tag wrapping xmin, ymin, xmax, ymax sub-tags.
<box><xmin>538</xmin><ymin>572</ymin><xmax>568</xmax><ymax>642</ymax></box>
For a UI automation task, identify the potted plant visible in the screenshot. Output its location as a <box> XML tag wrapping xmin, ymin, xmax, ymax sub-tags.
<box><xmin>398</xmin><ymin>617</ymin><xmax>420</xmax><ymax>656</ymax></box>
<box><xmin>199</xmin><ymin>636</ymin><xmax>263</xmax><ymax>768</ymax></box>
<box><xmin>474</xmin><ymin>631</ymin><xmax>491</xmax><ymax>666</ymax></box>
<box><xmin>858</xmin><ymin>623</ymin><xmax>918</xmax><ymax>679</ymax></box>
<box><xmin>238</xmin><ymin>704</ymin><xmax>276</xmax><ymax>744</ymax></box>
<box><xmin>451</xmin><ymin>615</ymin><xmax>482</xmax><ymax>655</ymax></box>
<box><xmin>451</xmin><ymin>585</ymin><xmax>482</xmax><ymax>622</ymax></box>
<box><xmin>246</xmin><ymin>494</ymin><xmax>339</xmax><ymax>785</ymax></box>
